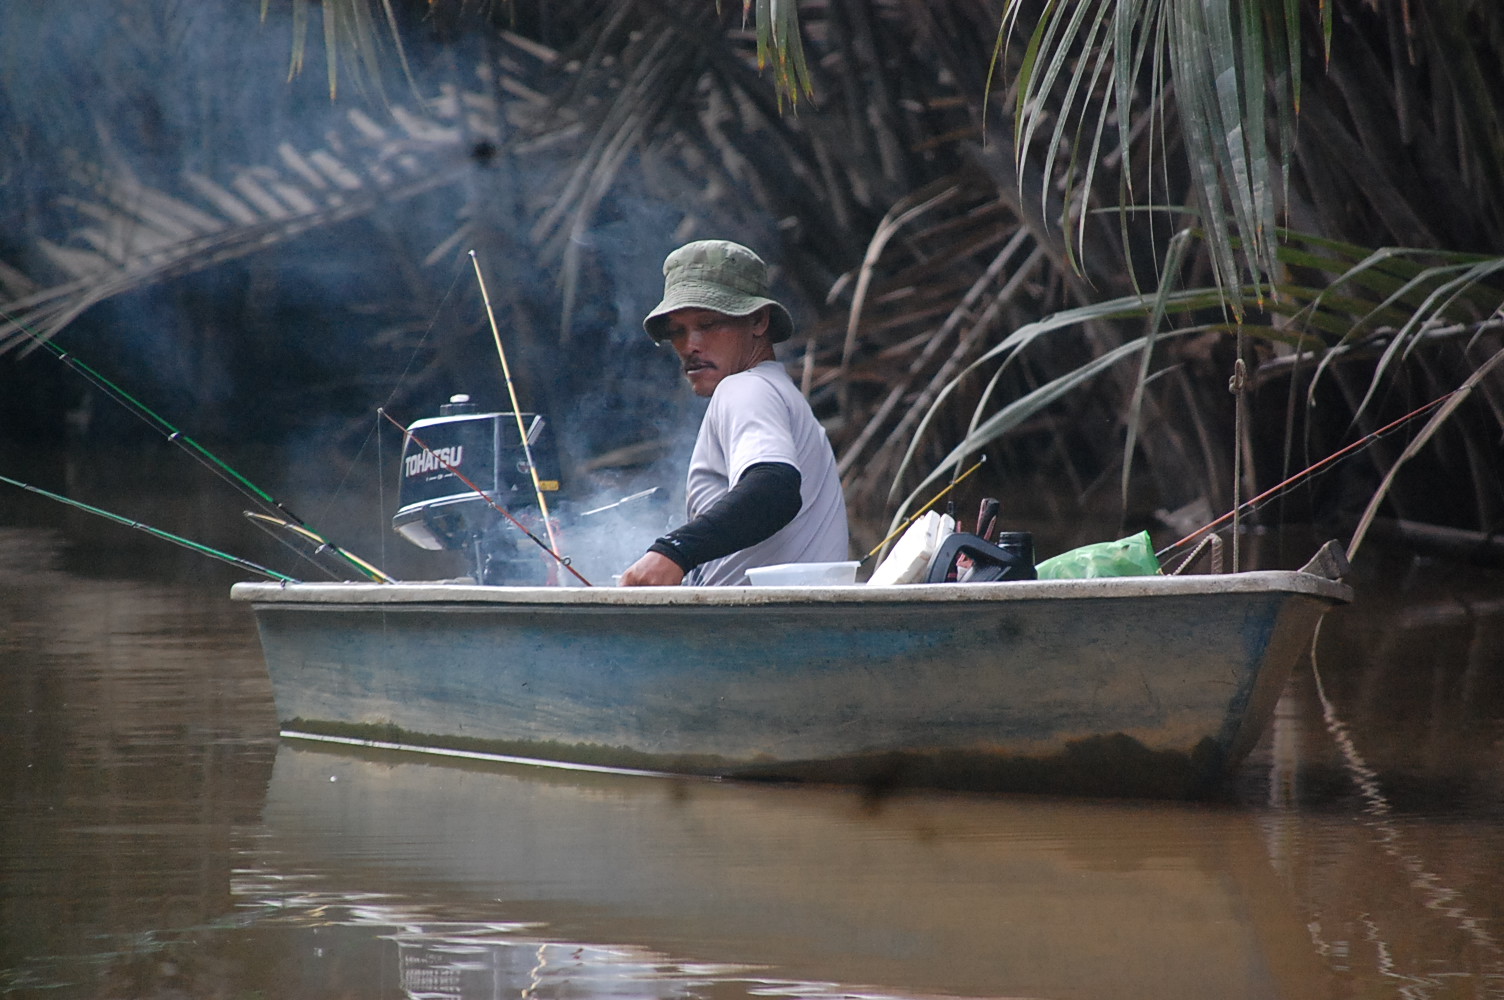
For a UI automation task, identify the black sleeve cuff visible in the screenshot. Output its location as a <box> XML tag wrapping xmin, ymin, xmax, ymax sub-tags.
<box><xmin>647</xmin><ymin>537</ymin><xmax>696</xmax><ymax>573</ymax></box>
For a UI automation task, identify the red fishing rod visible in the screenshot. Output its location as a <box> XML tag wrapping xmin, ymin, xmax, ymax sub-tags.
<box><xmin>378</xmin><ymin>408</ymin><xmax>592</xmax><ymax>586</ymax></box>
<box><xmin>1157</xmin><ymin>390</ymin><xmax>1456</xmax><ymax>560</ymax></box>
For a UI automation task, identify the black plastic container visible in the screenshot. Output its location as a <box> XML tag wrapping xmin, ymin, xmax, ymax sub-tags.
<box><xmin>924</xmin><ymin>530</ymin><xmax>1037</xmax><ymax>583</ymax></box>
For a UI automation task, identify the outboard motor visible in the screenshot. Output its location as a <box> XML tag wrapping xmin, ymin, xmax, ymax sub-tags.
<box><xmin>392</xmin><ymin>394</ymin><xmax>561</xmax><ymax>584</ymax></box>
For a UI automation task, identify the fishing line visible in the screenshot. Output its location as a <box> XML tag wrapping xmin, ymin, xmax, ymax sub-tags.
<box><xmin>0</xmin><ymin>473</ymin><xmax>299</xmax><ymax>583</ymax></box>
<box><xmin>1157</xmin><ymin>391</ymin><xmax>1456</xmax><ymax>562</ymax></box>
<box><xmin>334</xmin><ymin>259</ymin><xmax>469</xmax><ymax>549</ymax></box>
<box><xmin>377</xmin><ymin>409</ymin><xmax>388</xmax><ymax>575</ymax></box>
<box><xmin>2</xmin><ymin>311</ymin><xmax>392</xmax><ymax>583</ymax></box>
<box><xmin>378</xmin><ymin>408</ymin><xmax>591</xmax><ymax>586</ymax></box>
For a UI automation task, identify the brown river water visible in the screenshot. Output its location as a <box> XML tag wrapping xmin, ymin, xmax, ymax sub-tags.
<box><xmin>2</xmin><ymin>487</ymin><xmax>1503</xmax><ymax>1000</ymax></box>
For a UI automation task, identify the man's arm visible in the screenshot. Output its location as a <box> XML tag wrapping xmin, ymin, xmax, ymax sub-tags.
<box><xmin>618</xmin><ymin>462</ymin><xmax>801</xmax><ymax>586</ymax></box>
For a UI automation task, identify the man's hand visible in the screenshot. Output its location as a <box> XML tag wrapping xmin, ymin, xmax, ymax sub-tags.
<box><xmin>618</xmin><ymin>551</ymin><xmax>687</xmax><ymax>587</ymax></box>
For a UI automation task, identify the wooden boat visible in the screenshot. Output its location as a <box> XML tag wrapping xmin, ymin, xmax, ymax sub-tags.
<box><xmin>230</xmin><ymin>546</ymin><xmax>1352</xmax><ymax>799</ymax></box>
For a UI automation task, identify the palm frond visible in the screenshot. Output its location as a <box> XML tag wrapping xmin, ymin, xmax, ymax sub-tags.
<box><xmin>752</xmin><ymin>0</ymin><xmax>815</xmax><ymax>109</ymax></box>
<box><xmin>879</xmin><ymin>226</ymin><xmax>1504</xmax><ymax>543</ymax></box>
<box><xmin>268</xmin><ymin>0</ymin><xmax>417</xmax><ymax>100</ymax></box>
<box><xmin>995</xmin><ymin>0</ymin><xmax>1295</xmax><ymax>311</ymax></box>
<box><xmin>888</xmin><ymin>322</ymin><xmax>1214</xmax><ymax>535</ymax></box>
<box><xmin>0</xmin><ymin>97</ymin><xmax>480</xmax><ymax>352</ymax></box>
<box><xmin>1345</xmin><ymin>345</ymin><xmax>1504</xmax><ymax>560</ymax></box>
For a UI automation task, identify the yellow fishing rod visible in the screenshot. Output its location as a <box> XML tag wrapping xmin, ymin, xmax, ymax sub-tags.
<box><xmin>863</xmin><ymin>455</ymin><xmax>987</xmax><ymax>562</ymax></box>
<box><xmin>469</xmin><ymin>250</ymin><xmax>563</xmax><ymax>557</ymax></box>
<box><xmin>5</xmin><ymin>314</ymin><xmax>393</xmax><ymax>583</ymax></box>
<box><xmin>241</xmin><ymin>513</ymin><xmax>391</xmax><ymax>583</ymax></box>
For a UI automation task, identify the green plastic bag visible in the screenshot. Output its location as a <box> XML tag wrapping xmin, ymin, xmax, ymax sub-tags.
<box><xmin>1035</xmin><ymin>530</ymin><xmax>1161</xmax><ymax>580</ymax></box>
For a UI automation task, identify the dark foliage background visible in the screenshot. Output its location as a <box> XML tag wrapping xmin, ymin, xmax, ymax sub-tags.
<box><xmin>2</xmin><ymin>0</ymin><xmax>1501</xmax><ymax>573</ymax></box>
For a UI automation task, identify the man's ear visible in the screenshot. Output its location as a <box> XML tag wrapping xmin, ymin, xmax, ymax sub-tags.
<box><xmin>747</xmin><ymin>306</ymin><xmax>771</xmax><ymax>338</ymax></box>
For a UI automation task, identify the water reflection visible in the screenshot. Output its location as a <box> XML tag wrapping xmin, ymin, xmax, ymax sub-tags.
<box><xmin>2</xmin><ymin>520</ymin><xmax>1503</xmax><ymax>1000</ymax></box>
<box><xmin>1243</xmin><ymin>550</ymin><xmax>1504</xmax><ymax>998</ymax></box>
<box><xmin>0</xmin><ymin>526</ymin><xmax>277</xmax><ymax>996</ymax></box>
<box><xmin>241</xmin><ymin>741</ymin><xmax>1323</xmax><ymax>1000</ymax></box>
<box><xmin>1249</xmin><ymin>549</ymin><xmax>1504</xmax><ymax>815</ymax></box>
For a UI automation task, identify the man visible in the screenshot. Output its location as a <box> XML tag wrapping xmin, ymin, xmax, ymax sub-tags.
<box><xmin>618</xmin><ymin>240</ymin><xmax>849</xmax><ymax>586</ymax></box>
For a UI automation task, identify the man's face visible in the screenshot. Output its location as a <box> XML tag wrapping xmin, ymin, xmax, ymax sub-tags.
<box><xmin>663</xmin><ymin>307</ymin><xmax>770</xmax><ymax>397</ymax></box>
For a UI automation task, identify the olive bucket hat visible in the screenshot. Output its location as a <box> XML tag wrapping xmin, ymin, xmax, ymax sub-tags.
<box><xmin>643</xmin><ymin>240</ymin><xmax>795</xmax><ymax>344</ymax></box>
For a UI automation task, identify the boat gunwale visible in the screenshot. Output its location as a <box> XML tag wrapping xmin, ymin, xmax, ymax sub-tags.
<box><xmin>230</xmin><ymin>570</ymin><xmax>1353</xmax><ymax>609</ymax></box>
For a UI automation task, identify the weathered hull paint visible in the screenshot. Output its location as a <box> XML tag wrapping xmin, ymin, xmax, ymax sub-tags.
<box><xmin>231</xmin><ymin>572</ymin><xmax>1351</xmax><ymax>797</ymax></box>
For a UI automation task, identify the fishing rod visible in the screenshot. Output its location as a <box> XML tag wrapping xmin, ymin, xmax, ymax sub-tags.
<box><xmin>241</xmin><ymin>512</ymin><xmax>383</xmax><ymax>582</ymax></box>
<box><xmin>0</xmin><ymin>473</ymin><xmax>299</xmax><ymax>583</ymax></box>
<box><xmin>863</xmin><ymin>455</ymin><xmax>987</xmax><ymax>563</ymax></box>
<box><xmin>1156</xmin><ymin>390</ymin><xmax>1456</xmax><ymax>560</ymax></box>
<box><xmin>3</xmin><ymin>314</ymin><xmax>393</xmax><ymax>583</ymax></box>
<box><xmin>581</xmin><ymin>487</ymin><xmax>661</xmax><ymax>517</ymax></box>
<box><xmin>378</xmin><ymin>408</ymin><xmax>592</xmax><ymax>586</ymax></box>
<box><xmin>469</xmin><ymin>250</ymin><xmax>563</xmax><ymax>556</ymax></box>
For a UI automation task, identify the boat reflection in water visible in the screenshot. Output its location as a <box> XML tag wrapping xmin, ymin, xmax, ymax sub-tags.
<box><xmin>241</xmin><ymin>740</ymin><xmax>1326</xmax><ymax>1000</ymax></box>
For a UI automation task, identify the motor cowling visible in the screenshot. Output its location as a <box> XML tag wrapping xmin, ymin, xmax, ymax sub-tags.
<box><xmin>392</xmin><ymin>394</ymin><xmax>561</xmax><ymax>583</ymax></box>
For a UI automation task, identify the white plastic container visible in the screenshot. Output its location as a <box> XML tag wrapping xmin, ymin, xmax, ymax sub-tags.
<box><xmin>866</xmin><ymin>510</ymin><xmax>955</xmax><ymax>585</ymax></box>
<box><xmin>744</xmin><ymin>560</ymin><xmax>861</xmax><ymax>586</ymax></box>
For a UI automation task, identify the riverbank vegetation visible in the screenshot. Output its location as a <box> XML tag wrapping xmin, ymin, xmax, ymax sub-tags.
<box><xmin>1</xmin><ymin>1</ymin><xmax>1500</xmax><ymax>566</ymax></box>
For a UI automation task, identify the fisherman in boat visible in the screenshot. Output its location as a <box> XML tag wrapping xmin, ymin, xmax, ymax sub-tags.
<box><xmin>618</xmin><ymin>240</ymin><xmax>850</xmax><ymax>586</ymax></box>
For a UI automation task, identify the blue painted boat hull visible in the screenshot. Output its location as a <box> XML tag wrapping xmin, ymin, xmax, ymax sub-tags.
<box><xmin>231</xmin><ymin>572</ymin><xmax>1351</xmax><ymax>797</ymax></box>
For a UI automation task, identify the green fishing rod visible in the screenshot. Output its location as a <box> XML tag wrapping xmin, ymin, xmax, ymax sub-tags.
<box><xmin>4</xmin><ymin>315</ymin><xmax>393</xmax><ymax>583</ymax></box>
<box><xmin>0</xmin><ymin>473</ymin><xmax>299</xmax><ymax>583</ymax></box>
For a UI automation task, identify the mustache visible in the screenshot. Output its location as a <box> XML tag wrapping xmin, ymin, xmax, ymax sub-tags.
<box><xmin>683</xmin><ymin>357</ymin><xmax>716</xmax><ymax>373</ymax></box>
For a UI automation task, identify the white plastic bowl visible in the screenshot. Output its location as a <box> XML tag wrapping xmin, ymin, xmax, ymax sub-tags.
<box><xmin>744</xmin><ymin>560</ymin><xmax>860</xmax><ymax>586</ymax></box>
